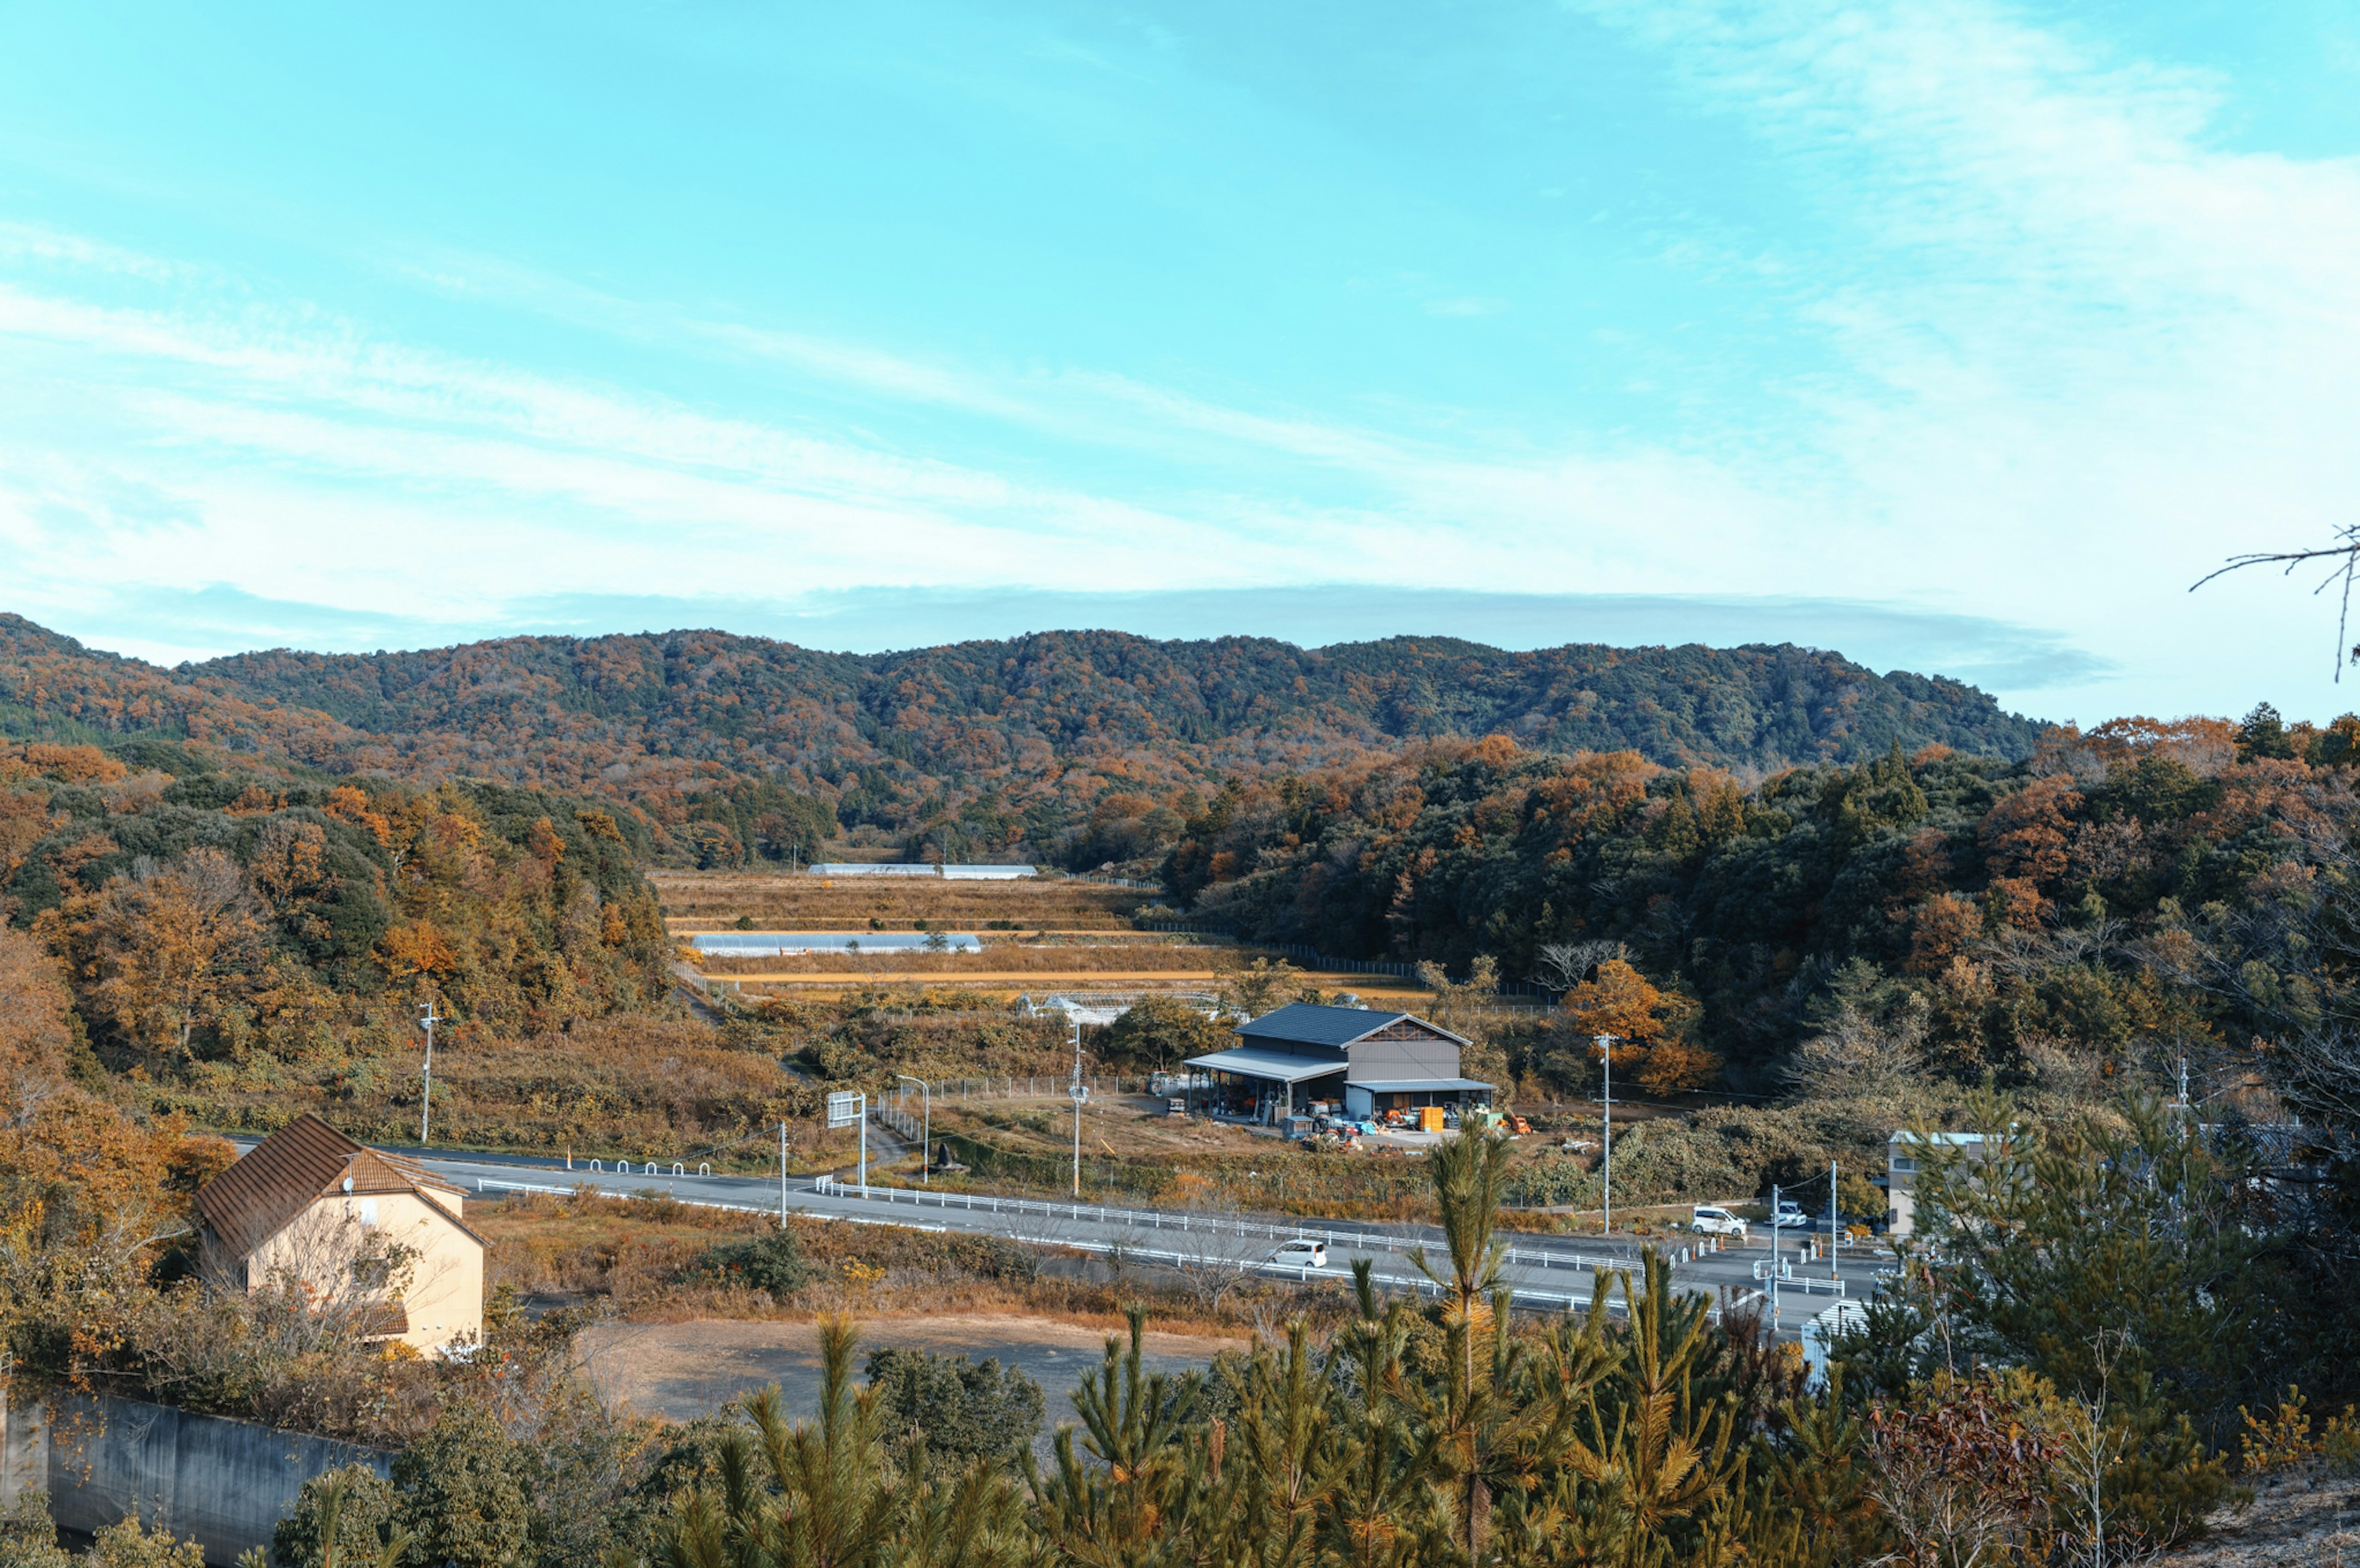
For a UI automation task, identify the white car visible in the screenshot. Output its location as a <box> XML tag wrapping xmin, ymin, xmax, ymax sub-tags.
<box><xmin>1269</xmin><ymin>1239</ymin><xmax>1329</xmax><ymax>1270</ymax></box>
<box><xmin>1771</xmin><ymin>1202</ymin><xmax>1811</xmax><ymax>1229</ymax></box>
<box><xmin>1689</xmin><ymin>1206</ymin><xmax>1748</xmax><ymax>1238</ymax></box>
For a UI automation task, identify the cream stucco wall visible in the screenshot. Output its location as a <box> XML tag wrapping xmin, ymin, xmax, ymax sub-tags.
<box><xmin>244</xmin><ymin>1187</ymin><xmax>483</xmax><ymax>1357</ymax></box>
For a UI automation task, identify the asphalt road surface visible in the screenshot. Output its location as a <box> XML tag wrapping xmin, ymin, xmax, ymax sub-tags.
<box><xmin>360</xmin><ymin>1136</ymin><xmax>1876</xmax><ymax>1335</ymax></box>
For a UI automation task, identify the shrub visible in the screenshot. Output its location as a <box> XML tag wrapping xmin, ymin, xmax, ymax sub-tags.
<box><xmin>863</xmin><ymin>1347</ymin><xmax>1045</xmax><ymax>1472</ymax></box>
<box><xmin>272</xmin><ymin>1466</ymin><xmax>402</xmax><ymax>1568</ymax></box>
<box><xmin>686</xmin><ymin>1230</ymin><xmax>811</xmax><ymax>1297</ymax></box>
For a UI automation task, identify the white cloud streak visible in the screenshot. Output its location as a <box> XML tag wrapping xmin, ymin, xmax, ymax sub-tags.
<box><xmin>7</xmin><ymin>0</ymin><xmax>2359</xmax><ymax>721</ymax></box>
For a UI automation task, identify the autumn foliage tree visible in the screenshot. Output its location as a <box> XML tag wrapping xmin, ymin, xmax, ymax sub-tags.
<box><xmin>43</xmin><ymin>848</ymin><xmax>266</xmax><ymax>1060</ymax></box>
<box><xmin>1556</xmin><ymin>959</ymin><xmax>1719</xmax><ymax>1093</ymax></box>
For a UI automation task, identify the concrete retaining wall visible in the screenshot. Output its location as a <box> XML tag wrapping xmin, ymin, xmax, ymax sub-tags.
<box><xmin>0</xmin><ymin>1389</ymin><xmax>391</xmax><ymax>1566</ymax></box>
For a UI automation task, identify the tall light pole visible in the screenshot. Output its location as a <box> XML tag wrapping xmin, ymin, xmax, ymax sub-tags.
<box><xmin>1594</xmin><ymin>1033</ymin><xmax>1617</xmax><ymax>1238</ymax></box>
<box><xmin>897</xmin><ymin>1075</ymin><xmax>932</xmax><ymax>1184</ymax></box>
<box><xmin>417</xmin><ymin>1000</ymin><xmax>441</xmax><ymax>1145</ymax></box>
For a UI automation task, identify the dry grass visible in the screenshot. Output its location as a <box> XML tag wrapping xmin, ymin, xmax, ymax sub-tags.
<box><xmin>2154</xmin><ymin>1470</ymin><xmax>2360</xmax><ymax>1567</ymax></box>
<box><xmin>158</xmin><ymin>1014</ymin><xmax>865</xmax><ymax>1171</ymax></box>
<box><xmin>650</xmin><ymin>871</ymin><xmax>1150</xmax><ymax>930</ymax></box>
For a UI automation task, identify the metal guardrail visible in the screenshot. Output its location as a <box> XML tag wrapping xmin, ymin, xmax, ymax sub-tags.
<box><xmin>475</xmin><ymin>1176</ymin><xmax>774</xmax><ymax>1218</ymax></box>
<box><xmin>805</xmin><ymin>1176</ymin><xmax>1733</xmax><ymax>1273</ymax></box>
<box><xmin>473</xmin><ymin>1175</ymin><xmax>1830</xmax><ymax>1327</ymax></box>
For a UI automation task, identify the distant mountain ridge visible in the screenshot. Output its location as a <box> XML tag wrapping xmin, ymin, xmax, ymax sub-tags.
<box><xmin>0</xmin><ymin>614</ymin><xmax>2044</xmax><ymax>853</ymax></box>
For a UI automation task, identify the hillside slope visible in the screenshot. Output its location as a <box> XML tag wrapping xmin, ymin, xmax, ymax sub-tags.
<box><xmin>1</xmin><ymin>615</ymin><xmax>2042</xmax><ymax>859</ymax></box>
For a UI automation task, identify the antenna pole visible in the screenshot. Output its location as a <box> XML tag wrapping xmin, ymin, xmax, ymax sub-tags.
<box><xmin>416</xmin><ymin>1000</ymin><xmax>440</xmax><ymax>1145</ymax></box>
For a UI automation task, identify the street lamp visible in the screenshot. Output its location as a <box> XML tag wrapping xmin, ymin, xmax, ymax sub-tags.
<box><xmin>897</xmin><ymin>1075</ymin><xmax>932</xmax><ymax>1184</ymax></box>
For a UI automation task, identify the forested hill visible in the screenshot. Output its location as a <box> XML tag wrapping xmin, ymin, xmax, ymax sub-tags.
<box><xmin>2</xmin><ymin>614</ymin><xmax>2040</xmax><ymax>860</ymax></box>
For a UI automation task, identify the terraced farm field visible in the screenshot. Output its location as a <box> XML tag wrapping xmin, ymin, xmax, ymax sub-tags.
<box><xmin>651</xmin><ymin>869</ymin><xmax>1150</xmax><ymax>931</ymax></box>
<box><xmin>694</xmin><ymin>939</ymin><xmax>1221</xmax><ymax>977</ymax></box>
<box><xmin>654</xmin><ymin>867</ymin><xmax>1432</xmax><ymax>1006</ymax></box>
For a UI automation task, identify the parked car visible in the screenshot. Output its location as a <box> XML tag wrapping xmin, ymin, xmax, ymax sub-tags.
<box><xmin>1771</xmin><ymin>1201</ymin><xmax>1811</xmax><ymax>1229</ymax></box>
<box><xmin>1689</xmin><ymin>1205</ymin><xmax>1748</xmax><ymax>1238</ymax></box>
<box><xmin>1268</xmin><ymin>1239</ymin><xmax>1329</xmax><ymax>1269</ymax></box>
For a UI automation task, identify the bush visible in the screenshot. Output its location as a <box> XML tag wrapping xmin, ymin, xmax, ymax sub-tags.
<box><xmin>0</xmin><ymin>1493</ymin><xmax>69</xmax><ymax>1568</ymax></box>
<box><xmin>273</xmin><ymin>1466</ymin><xmax>401</xmax><ymax>1568</ymax></box>
<box><xmin>686</xmin><ymin>1230</ymin><xmax>812</xmax><ymax>1297</ymax></box>
<box><xmin>389</xmin><ymin>1407</ymin><xmax>533</xmax><ymax>1568</ymax></box>
<box><xmin>863</xmin><ymin>1347</ymin><xmax>1045</xmax><ymax>1472</ymax></box>
<box><xmin>1503</xmin><ymin>1155</ymin><xmax>1598</xmax><ymax>1209</ymax></box>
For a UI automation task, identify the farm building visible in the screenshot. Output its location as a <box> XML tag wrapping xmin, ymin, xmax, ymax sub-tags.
<box><xmin>1183</xmin><ymin>1002</ymin><xmax>1492</xmax><ymax>1124</ymax></box>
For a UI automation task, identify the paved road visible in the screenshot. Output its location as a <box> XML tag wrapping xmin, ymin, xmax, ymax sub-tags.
<box><xmin>369</xmin><ymin>1138</ymin><xmax>1874</xmax><ymax>1333</ymax></box>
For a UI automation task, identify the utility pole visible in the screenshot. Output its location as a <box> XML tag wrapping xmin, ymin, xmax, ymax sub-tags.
<box><xmin>416</xmin><ymin>999</ymin><xmax>440</xmax><ymax>1146</ymax></box>
<box><xmin>1069</xmin><ymin>1022</ymin><xmax>1086</xmax><ymax>1199</ymax></box>
<box><xmin>898</xmin><ymin>1075</ymin><xmax>932</xmax><ymax>1185</ymax></box>
<box><xmin>1771</xmin><ymin>1180</ymin><xmax>1782</xmax><ymax>1330</ymax></box>
<box><xmin>1829</xmin><ymin>1159</ymin><xmax>1840</xmax><ymax>1282</ymax></box>
<box><xmin>779</xmin><ymin>1121</ymin><xmax>787</xmax><ymax>1228</ymax></box>
<box><xmin>1594</xmin><ymin>1033</ymin><xmax>1617</xmax><ymax>1238</ymax></box>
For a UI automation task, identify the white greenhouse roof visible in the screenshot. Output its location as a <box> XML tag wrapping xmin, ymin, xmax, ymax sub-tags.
<box><xmin>1184</xmin><ymin>1048</ymin><xmax>1351</xmax><ymax>1084</ymax></box>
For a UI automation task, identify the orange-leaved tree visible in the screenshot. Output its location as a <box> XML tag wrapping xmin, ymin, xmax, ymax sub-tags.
<box><xmin>1557</xmin><ymin>959</ymin><xmax>1719</xmax><ymax>1094</ymax></box>
<box><xmin>40</xmin><ymin>847</ymin><xmax>267</xmax><ymax>1062</ymax></box>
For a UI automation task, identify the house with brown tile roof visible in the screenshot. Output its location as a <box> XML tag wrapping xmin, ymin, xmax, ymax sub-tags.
<box><xmin>196</xmin><ymin>1113</ymin><xmax>484</xmax><ymax>1356</ymax></box>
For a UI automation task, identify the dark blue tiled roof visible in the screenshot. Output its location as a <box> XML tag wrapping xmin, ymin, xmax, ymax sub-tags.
<box><xmin>1236</xmin><ymin>1002</ymin><xmax>1415</xmax><ymax>1049</ymax></box>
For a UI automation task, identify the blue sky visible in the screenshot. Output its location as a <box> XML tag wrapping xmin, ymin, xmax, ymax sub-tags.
<box><xmin>3</xmin><ymin>1</ymin><xmax>2359</xmax><ymax>725</ymax></box>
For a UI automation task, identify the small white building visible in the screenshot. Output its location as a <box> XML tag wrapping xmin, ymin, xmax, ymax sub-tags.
<box><xmin>1884</xmin><ymin>1130</ymin><xmax>1990</xmax><ymax>1237</ymax></box>
<box><xmin>1020</xmin><ymin>990</ymin><xmax>1221</xmax><ymax>1028</ymax></box>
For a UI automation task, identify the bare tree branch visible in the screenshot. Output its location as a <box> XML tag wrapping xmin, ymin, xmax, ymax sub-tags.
<box><xmin>2192</xmin><ymin>523</ymin><xmax>2360</xmax><ymax>681</ymax></box>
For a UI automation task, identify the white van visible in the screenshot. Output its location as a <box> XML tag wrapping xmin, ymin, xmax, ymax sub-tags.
<box><xmin>1689</xmin><ymin>1205</ymin><xmax>1748</xmax><ymax>1238</ymax></box>
<box><xmin>1268</xmin><ymin>1239</ymin><xmax>1329</xmax><ymax>1270</ymax></box>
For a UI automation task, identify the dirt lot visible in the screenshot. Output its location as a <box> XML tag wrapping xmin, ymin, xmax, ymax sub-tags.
<box><xmin>652</xmin><ymin>871</ymin><xmax>1150</xmax><ymax>931</ymax></box>
<box><xmin>573</xmin><ymin>1312</ymin><xmax>1240</xmax><ymax>1446</ymax></box>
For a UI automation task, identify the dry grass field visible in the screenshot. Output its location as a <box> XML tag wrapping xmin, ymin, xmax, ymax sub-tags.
<box><xmin>651</xmin><ymin>869</ymin><xmax>1152</xmax><ymax>931</ymax></box>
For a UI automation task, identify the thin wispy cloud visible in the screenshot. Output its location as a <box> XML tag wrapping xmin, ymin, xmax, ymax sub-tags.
<box><xmin>0</xmin><ymin>0</ymin><xmax>2351</xmax><ymax>718</ymax></box>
